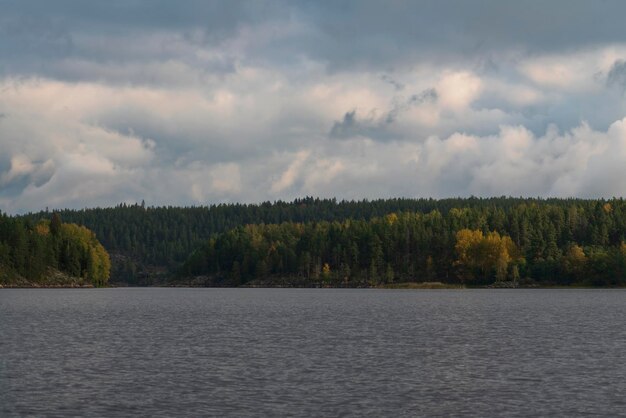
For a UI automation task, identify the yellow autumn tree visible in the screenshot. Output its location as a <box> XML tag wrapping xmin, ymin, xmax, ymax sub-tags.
<box><xmin>60</xmin><ymin>223</ymin><xmax>111</xmax><ymax>287</ymax></box>
<box><xmin>455</xmin><ymin>229</ymin><xmax>519</xmax><ymax>282</ymax></box>
<box><xmin>385</xmin><ymin>213</ymin><xmax>398</xmax><ymax>226</ymax></box>
<box><xmin>455</xmin><ymin>229</ymin><xmax>483</xmax><ymax>266</ymax></box>
<box><xmin>562</xmin><ymin>244</ymin><xmax>587</xmax><ymax>281</ymax></box>
<box><xmin>322</xmin><ymin>262</ymin><xmax>332</xmax><ymax>285</ymax></box>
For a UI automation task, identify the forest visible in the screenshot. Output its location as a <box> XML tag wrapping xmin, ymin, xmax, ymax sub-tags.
<box><xmin>19</xmin><ymin>197</ymin><xmax>626</xmax><ymax>287</ymax></box>
<box><xmin>0</xmin><ymin>213</ymin><xmax>110</xmax><ymax>287</ymax></box>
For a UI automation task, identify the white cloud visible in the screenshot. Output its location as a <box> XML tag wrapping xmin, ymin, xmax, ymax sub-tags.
<box><xmin>209</xmin><ymin>163</ymin><xmax>242</xmax><ymax>195</ymax></box>
<box><xmin>518</xmin><ymin>46</ymin><xmax>626</xmax><ymax>92</ymax></box>
<box><xmin>270</xmin><ymin>150</ymin><xmax>311</xmax><ymax>194</ymax></box>
<box><xmin>436</xmin><ymin>71</ymin><xmax>483</xmax><ymax>111</ymax></box>
<box><xmin>2</xmin><ymin>27</ymin><xmax>626</xmax><ymax>212</ymax></box>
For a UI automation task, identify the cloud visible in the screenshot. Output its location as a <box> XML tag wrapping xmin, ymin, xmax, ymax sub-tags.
<box><xmin>329</xmin><ymin>86</ymin><xmax>440</xmax><ymax>140</ymax></box>
<box><xmin>268</xmin><ymin>119</ymin><xmax>626</xmax><ymax>200</ymax></box>
<box><xmin>270</xmin><ymin>150</ymin><xmax>311</xmax><ymax>194</ymax></box>
<box><xmin>2</xmin><ymin>74</ymin><xmax>626</xmax><ymax>212</ymax></box>
<box><xmin>329</xmin><ymin>110</ymin><xmax>359</xmax><ymax>138</ymax></box>
<box><xmin>295</xmin><ymin>1</ymin><xmax>626</xmax><ymax>72</ymax></box>
<box><xmin>4</xmin><ymin>1</ymin><xmax>626</xmax><ymax>80</ymax></box>
<box><xmin>0</xmin><ymin>155</ymin><xmax>55</xmax><ymax>197</ymax></box>
<box><xmin>607</xmin><ymin>59</ymin><xmax>626</xmax><ymax>92</ymax></box>
<box><xmin>2</xmin><ymin>2</ymin><xmax>626</xmax><ymax>212</ymax></box>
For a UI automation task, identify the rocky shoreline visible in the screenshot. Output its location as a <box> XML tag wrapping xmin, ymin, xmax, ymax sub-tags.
<box><xmin>0</xmin><ymin>268</ymin><xmax>95</xmax><ymax>289</ymax></box>
<box><xmin>0</xmin><ymin>283</ymin><xmax>95</xmax><ymax>289</ymax></box>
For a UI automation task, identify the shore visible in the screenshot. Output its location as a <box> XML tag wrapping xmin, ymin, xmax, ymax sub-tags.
<box><xmin>0</xmin><ymin>283</ymin><xmax>94</xmax><ymax>289</ymax></box>
<box><xmin>3</xmin><ymin>279</ymin><xmax>623</xmax><ymax>289</ymax></box>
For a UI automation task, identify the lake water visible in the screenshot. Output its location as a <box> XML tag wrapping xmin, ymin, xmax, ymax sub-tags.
<box><xmin>1</xmin><ymin>288</ymin><xmax>626</xmax><ymax>417</ymax></box>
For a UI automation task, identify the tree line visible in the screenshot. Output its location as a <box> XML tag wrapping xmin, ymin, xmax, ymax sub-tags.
<box><xmin>23</xmin><ymin>197</ymin><xmax>626</xmax><ymax>286</ymax></box>
<box><xmin>179</xmin><ymin>200</ymin><xmax>626</xmax><ymax>286</ymax></box>
<box><xmin>0</xmin><ymin>213</ymin><xmax>110</xmax><ymax>287</ymax></box>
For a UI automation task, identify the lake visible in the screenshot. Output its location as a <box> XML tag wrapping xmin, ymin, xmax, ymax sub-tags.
<box><xmin>1</xmin><ymin>288</ymin><xmax>626</xmax><ymax>417</ymax></box>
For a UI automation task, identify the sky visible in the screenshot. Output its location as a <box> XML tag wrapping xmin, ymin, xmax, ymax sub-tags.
<box><xmin>2</xmin><ymin>0</ymin><xmax>626</xmax><ymax>213</ymax></box>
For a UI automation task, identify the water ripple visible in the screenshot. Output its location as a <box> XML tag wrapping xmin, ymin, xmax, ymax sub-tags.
<box><xmin>2</xmin><ymin>288</ymin><xmax>626</xmax><ymax>417</ymax></box>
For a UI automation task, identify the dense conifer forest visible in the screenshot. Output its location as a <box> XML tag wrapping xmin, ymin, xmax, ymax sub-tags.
<box><xmin>0</xmin><ymin>213</ymin><xmax>110</xmax><ymax>287</ymax></box>
<box><xmin>19</xmin><ymin>197</ymin><xmax>626</xmax><ymax>287</ymax></box>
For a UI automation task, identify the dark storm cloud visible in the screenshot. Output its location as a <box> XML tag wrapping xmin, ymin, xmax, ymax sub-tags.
<box><xmin>296</xmin><ymin>0</ymin><xmax>626</xmax><ymax>70</ymax></box>
<box><xmin>389</xmin><ymin>88</ymin><xmax>438</xmax><ymax>121</ymax></box>
<box><xmin>4</xmin><ymin>0</ymin><xmax>626</xmax><ymax>77</ymax></box>
<box><xmin>0</xmin><ymin>157</ymin><xmax>55</xmax><ymax>198</ymax></box>
<box><xmin>0</xmin><ymin>12</ymin><xmax>73</xmax><ymax>76</ymax></box>
<box><xmin>330</xmin><ymin>109</ymin><xmax>403</xmax><ymax>140</ymax></box>
<box><xmin>329</xmin><ymin>110</ymin><xmax>358</xmax><ymax>138</ymax></box>
<box><xmin>330</xmin><ymin>88</ymin><xmax>438</xmax><ymax>139</ymax></box>
<box><xmin>0</xmin><ymin>0</ymin><xmax>288</xmax><ymax>79</ymax></box>
<box><xmin>0</xmin><ymin>0</ymin><xmax>285</xmax><ymax>32</ymax></box>
<box><xmin>607</xmin><ymin>60</ymin><xmax>626</xmax><ymax>92</ymax></box>
<box><xmin>380</xmin><ymin>74</ymin><xmax>404</xmax><ymax>91</ymax></box>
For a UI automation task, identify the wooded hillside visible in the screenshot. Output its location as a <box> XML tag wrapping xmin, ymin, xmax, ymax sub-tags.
<box><xmin>23</xmin><ymin>197</ymin><xmax>626</xmax><ymax>286</ymax></box>
<box><xmin>0</xmin><ymin>213</ymin><xmax>110</xmax><ymax>287</ymax></box>
<box><xmin>179</xmin><ymin>203</ymin><xmax>626</xmax><ymax>287</ymax></box>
